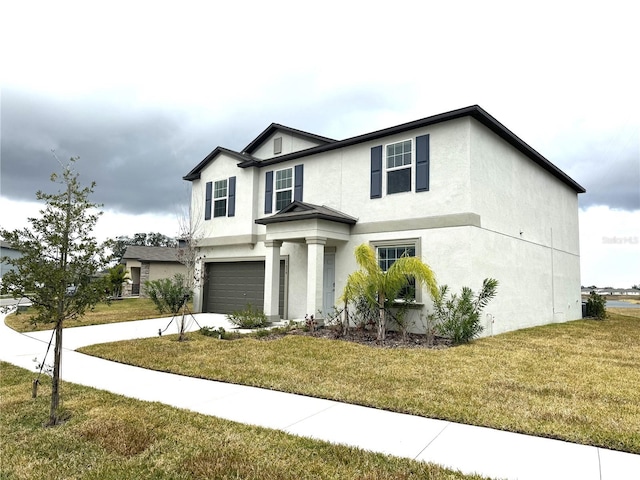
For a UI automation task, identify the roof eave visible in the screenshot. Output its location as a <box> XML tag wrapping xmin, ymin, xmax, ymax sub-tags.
<box><xmin>255</xmin><ymin>212</ymin><xmax>357</xmax><ymax>225</ymax></box>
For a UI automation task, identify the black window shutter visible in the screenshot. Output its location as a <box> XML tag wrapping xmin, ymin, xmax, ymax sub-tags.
<box><xmin>265</xmin><ymin>171</ymin><xmax>273</xmax><ymax>214</ymax></box>
<box><xmin>370</xmin><ymin>145</ymin><xmax>382</xmax><ymax>198</ymax></box>
<box><xmin>205</xmin><ymin>181</ymin><xmax>212</xmax><ymax>220</ymax></box>
<box><xmin>294</xmin><ymin>164</ymin><xmax>304</xmax><ymax>202</ymax></box>
<box><xmin>227</xmin><ymin>176</ymin><xmax>236</xmax><ymax>217</ymax></box>
<box><xmin>415</xmin><ymin>134</ymin><xmax>430</xmax><ymax>192</ymax></box>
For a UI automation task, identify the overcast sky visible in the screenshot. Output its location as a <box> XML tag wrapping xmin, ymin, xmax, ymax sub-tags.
<box><xmin>1</xmin><ymin>1</ymin><xmax>638</xmax><ymax>287</ymax></box>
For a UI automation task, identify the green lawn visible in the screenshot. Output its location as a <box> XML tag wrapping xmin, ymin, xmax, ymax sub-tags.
<box><xmin>80</xmin><ymin>310</ymin><xmax>640</xmax><ymax>455</ymax></box>
<box><xmin>4</xmin><ymin>298</ymin><xmax>166</xmax><ymax>332</ymax></box>
<box><xmin>0</xmin><ymin>362</ymin><xmax>486</xmax><ymax>480</ymax></box>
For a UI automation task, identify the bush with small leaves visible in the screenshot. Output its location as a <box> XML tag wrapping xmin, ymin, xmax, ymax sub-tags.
<box><xmin>586</xmin><ymin>291</ymin><xmax>607</xmax><ymax>320</ymax></box>
<box><xmin>143</xmin><ymin>274</ymin><xmax>191</xmax><ymax>315</ymax></box>
<box><xmin>226</xmin><ymin>304</ymin><xmax>269</xmax><ymax>329</ymax></box>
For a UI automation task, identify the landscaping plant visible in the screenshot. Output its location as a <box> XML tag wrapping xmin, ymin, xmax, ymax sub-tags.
<box><xmin>226</xmin><ymin>303</ymin><xmax>269</xmax><ymax>329</ymax></box>
<box><xmin>144</xmin><ymin>273</ymin><xmax>192</xmax><ymax>340</ymax></box>
<box><xmin>0</xmin><ymin>157</ymin><xmax>110</xmax><ymax>425</ymax></box>
<box><xmin>586</xmin><ymin>291</ymin><xmax>607</xmax><ymax>320</ymax></box>
<box><xmin>342</xmin><ymin>244</ymin><xmax>438</xmax><ymax>341</ymax></box>
<box><xmin>432</xmin><ymin>278</ymin><xmax>498</xmax><ymax>344</ymax></box>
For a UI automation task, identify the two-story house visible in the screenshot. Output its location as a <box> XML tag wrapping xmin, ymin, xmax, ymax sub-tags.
<box><xmin>183</xmin><ymin>105</ymin><xmax>585</xmax><ymax>335</ymax></box>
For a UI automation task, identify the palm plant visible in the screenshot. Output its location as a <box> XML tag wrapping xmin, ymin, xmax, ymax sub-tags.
<box><xmin>341</xmin><ymin>244</ymin><xmax>438</xmax><ymax>341</ymax></box>
<box><xmin>106</xmin><ymin>264</ymin><xmax>130</xmax><ymax>297</ymax></box>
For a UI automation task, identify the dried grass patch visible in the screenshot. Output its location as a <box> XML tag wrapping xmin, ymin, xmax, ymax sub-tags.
<box><xmin>81</xmin><ymin>311</ymin><xmax>640</xmax><ymax>454</ymax></box>
<box><xmin>4</xmin><ymin>298</ymin><xmax>163</xmax><ymax>332</ymax></box>
<box><xmin>0</xmin><ymin>362</ymin><xmax>483</xmax><ymax>480</ymax></box>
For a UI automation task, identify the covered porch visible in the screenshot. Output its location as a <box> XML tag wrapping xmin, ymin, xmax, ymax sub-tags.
<box><xmin>255</xmin><ymin>202</ymin><xmax>357</xmax><ymax>322</ymax></box>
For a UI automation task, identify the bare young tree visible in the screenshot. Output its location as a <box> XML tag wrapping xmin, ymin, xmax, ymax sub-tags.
<box><xmin>173</xmin><ymin>192</ymin><xmax>206</xmax><ymax>340</ymax></box>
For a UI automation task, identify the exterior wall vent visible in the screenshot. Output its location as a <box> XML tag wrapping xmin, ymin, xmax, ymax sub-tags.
<box><xmin>274</xmin><ymin>137</ymin><xmax>282</xmax><ymax>155</ymax></box>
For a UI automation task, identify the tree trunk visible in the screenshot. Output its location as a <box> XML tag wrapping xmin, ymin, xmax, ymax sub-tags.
<box><xmin>343</xmin><ymin>301</ymin><xmax>349</xmax><ymax>336</ymax></box>
<box><xmin>178</xmin><ymin>304</ymin><xmax>186</xmax><ymax>342</ymax></box>
<box><xmin>377</xmin><ymin>293</ymin><xmax>386</xmax><ymax>342</ymax></box>
<box><xmin>48</xmin><ymin>318</ymin><xmax>63</xmax><ymax>426</ymax></box>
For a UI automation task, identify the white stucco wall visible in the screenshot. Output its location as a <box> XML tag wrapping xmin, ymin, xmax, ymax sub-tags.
<box><xmin>187</xmin><ymin>115</ymin><xmax>582</xmax><ymax>333</ymax></box>
<box><xmin>468</xmin><ymin>119</ymin><xmax>582</xmax><ymax>331</ymax></box>
<box><xmin>191</xmin><ymin>153</ymin><xmax>260</xmax><ymax>242</ymax></box>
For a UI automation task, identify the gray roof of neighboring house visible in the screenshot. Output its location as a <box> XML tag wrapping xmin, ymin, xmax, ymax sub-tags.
<box><xmin>183</xmin><ymin>105</ymin><xmax>585</xmax><ymax>194</ymax></box>
<box><xmin>1</xmin><ymin>240</ymin><xmax>18</xmax><ymax>250</ymax></box>
<box><xmin>121</xmin><ymin>245</ymin><xmax>182</xmax><ymax>263</ymax></box>
<box><xmin>255</xmin><ymin>201</ymin><xmax>358</xmax><ymax>225</ymax></box>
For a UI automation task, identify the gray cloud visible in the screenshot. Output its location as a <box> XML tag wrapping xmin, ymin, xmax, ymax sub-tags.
<box><xmin>3</xmin><ymin>86</ymin><xmax>637</xmax><ymax>218</ymax></box>
<box><xmin>1</xmin><ymin>85</ymin><xmax>406</xmax><ymax>217</ymax></box>
<box><xmin>553</xmin><ymin>125</ymin><xmax>640</xmax><ymax>211</ymax></box>
<box><xmin>1</xmin><ymin>89</ymin><xmax>199</xmax><ymax>214</ymax></box>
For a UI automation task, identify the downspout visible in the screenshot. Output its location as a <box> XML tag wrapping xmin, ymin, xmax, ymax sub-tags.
<box><xmin>551</xmin><ymin>227</ymin><xmax>557</xmax><ymax>321</ymax></box>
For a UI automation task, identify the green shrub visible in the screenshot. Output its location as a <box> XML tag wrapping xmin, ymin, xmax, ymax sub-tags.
<box><xmin>143</xmin><ymin>274</ymin><xmax>191</xmax><ymax>315</ymax></box>
<box><xmin>199</xmin><ymin>326</ymin><xmax>240</xmax><ymax>340</ymax></box>
<box><xmin>586</xmin><ymin>291</ymin><xmax>607</xmax><ymax>320</ymax></box>
<box><xmin>226</xmin><ymin>304</ymin><xmax>269</xmax><ymax>329</ymax></box>
<box><xmin>432</xmin><ymin>278</ymin><xmax>498</xmax><ymax>344</ymax></box>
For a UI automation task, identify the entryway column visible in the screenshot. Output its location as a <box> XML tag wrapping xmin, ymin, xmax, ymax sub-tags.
<box><xmin>306</xmin><ymin>236</ymin><xmax>326</xmax><ymax>319</ymax></box>
<box><xmin>264</xmin><ymin>240</ymin><xmax>282</xmax><ymax>322</ymax></box>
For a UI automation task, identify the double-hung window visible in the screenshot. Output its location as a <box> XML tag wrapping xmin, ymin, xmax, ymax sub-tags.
<box><xmin>205</xmin><ymin>176</ymin><xmax>236</xmax><ymax>219</ymax></box>
<box><xmin>386</xmin><ymin>140</ymin><xmax>412</xmax><ymax>194</ymax></box>
<box><xmin>264</xmin><ymin>164</ymin><xmax>303</xmax><ymax>214</ymax></box>
<box><xmin>275</xmin><ymin>168</ymin><xmax>293</xmax><ymax>211</ymax></box>
<box><xmin>376</xmin><ymin>243</ymin><xmax>417</xmax><ymax>301</ymax></box>
<box><xmin>213</xmin><ymin>179</ymin><xmax>228</xmax><ymax>217</ymax></box>
<box><xmin>370</xmin><ymin>134</ymin><xmax>429</xmax><ymax>199</ymax></box>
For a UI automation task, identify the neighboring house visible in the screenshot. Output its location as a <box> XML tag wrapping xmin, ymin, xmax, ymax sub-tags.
<box><xmin>0</xmin><ymin>240</ymin><xmax>22</xmax><ymax>286</ymax></box>
<box><xmin>183</xmin><ymin>105</ymin><xmax>585</xmax><ymax>335</ymax></box>
<box><xmin>120</xmin><ymin>246</ymin><xmax>187</xmax><ymax>297</ymax></box>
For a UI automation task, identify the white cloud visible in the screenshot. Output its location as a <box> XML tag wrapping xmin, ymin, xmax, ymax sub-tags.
<box><xmin>0</xmin><ymin>197</ymin><xmax>178</xmax><ymax>244</ymax></box>
<box><xmin>579</xmin><ymin>206</ymin><xmax>640</xmax><ymax>288</ymax></box>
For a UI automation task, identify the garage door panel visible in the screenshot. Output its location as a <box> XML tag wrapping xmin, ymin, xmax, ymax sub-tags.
<box><xmin>205</xmin><ymin>261</ymin><xmax>285</xmax><ymax>316</ymax></box>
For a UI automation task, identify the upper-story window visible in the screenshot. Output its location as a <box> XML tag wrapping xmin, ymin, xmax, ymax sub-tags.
<box><xmin>370</xmin><ymin>134</ymin><xmax>429</xmax><ymax>199</ymax></box>
<box><xmin>205</xmin><ymin>176</ymin><xmax>236</xmax><ymax>220</ymax></box>
<box><xmin>386</xmin><ymin>139</ymin><xmax>412</xmax><ymax>194</ymax></box>
<box><xmin>264</xmin><ymin>164</ymin><xmax>304</xmax><ymax>214</ymax></box>
<box><xmin>213</xmin><ymin>179</ymin><xmax>228</xmax><ymax>217</ymax></box>
<box><xmin>275</xmin><ymin>168</ymin><xmax>293</xmax><ymax>211</ymax></box>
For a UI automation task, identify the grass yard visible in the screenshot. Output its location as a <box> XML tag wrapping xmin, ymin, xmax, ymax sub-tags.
<box><xmin>81</xmin><ymin>310</ymin><xmax>640</xmax><ymax>455</ymax></box>
<box><xmin>4</xmin><ymin>298</ymin><xmax>166</xmax><ymax>332</ymax></box>
<box><xmin>0</xmin><ymin>362</ymin><xmax>486</xmax><ymax>480</ymax></box>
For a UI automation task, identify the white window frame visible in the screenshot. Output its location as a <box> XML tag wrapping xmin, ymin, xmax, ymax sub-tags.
<box><xmin>213</xmin><ymin>179</ymin><xmax>228</xmax><ymax>218</ymax></box>
<box><xmin>385</xmin><ymin>139</ymin><xmax>413</xmax><ymax>195</ymax></box>
<box><xmin>371</xmin><ymin>238</ymin><xmax>422</xmax><ymax>302</ymax></box>
<box><xmin>274</xmin><ymin>167</ymin><xmax>293</xmax><ymax>211</ymax></box>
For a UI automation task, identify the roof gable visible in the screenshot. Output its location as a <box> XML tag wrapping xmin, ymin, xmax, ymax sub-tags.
<box><xmin>183</xmin><ymin>147</ymin><xmax>256</xmax><ymax>181</ymax></box>
<box><xmin>184</xmin><ymin>105</ymin><xmax>585</xmax><ymax>194</ymax></box>
<box><xmin>242</xmin><ymin>123</ymin><xmax>336</xmax><ymax>155</ymax></box>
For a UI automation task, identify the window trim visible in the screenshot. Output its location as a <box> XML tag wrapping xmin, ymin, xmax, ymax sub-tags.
<box><xmin>274</xmin><ymin>167</ymin><xmax>294</xmax><ymax>211</ymax></box>
<box><xmin>384</xmin><ymin>138</ymin><xmax>413</xmax><ymax>195</ymax></box>
<box><xmin>213</xmin><ymin>178</ymin><xmax>228</xmax><ymax>218</ymax></box>
<box><xmin>371</xmin><ymin>238</ymin><xmax>422</xmax><ymax>303</ymax></box>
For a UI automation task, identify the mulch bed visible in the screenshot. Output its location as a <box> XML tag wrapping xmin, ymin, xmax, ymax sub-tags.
<box><xmin>262</xmin><ymin>326</ymin><xmax>452</xmax><ymax>349</ymax></box>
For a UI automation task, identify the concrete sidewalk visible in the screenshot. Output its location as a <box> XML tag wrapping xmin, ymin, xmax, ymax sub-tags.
<box><xmin>1</xmin><ymin>310</ymin><xmax>638</xmax><ymax>480</ymax></box>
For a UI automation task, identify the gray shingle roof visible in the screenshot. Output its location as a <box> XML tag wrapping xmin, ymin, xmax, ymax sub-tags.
<box><xmin>121</xmin><ymin>245</ymin><xmax>181</xmax><ymax>262</ymax></box>
<box><xmin>255</xmin><ymin>201</ymin><xmax>358</xmax><ymax>225</ymax></box>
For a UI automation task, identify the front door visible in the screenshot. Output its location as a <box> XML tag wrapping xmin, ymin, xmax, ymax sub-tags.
<box><xmin>322</xmin><ymin>253</ymin><xmax>335</xmax><ymax>318</ymax></box>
